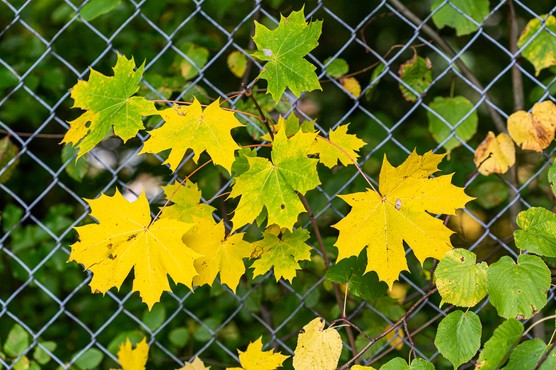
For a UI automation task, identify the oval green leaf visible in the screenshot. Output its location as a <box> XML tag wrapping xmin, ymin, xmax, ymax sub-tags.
<box><xmin>325</xmin><ymin>57</ymin><xmax>349</xmax><ymax>78</ymax></box>
<box><xmin>435</xmin><ymin>248</ymin><xmax>488</xmax><ymax>307</ymax></box>
<box><xmin>502</xmin><ymin>339</ymin><xmax>556</xmax><ymax>370</ymax></box>
<box><xmin>399</xmin><ymin>54</ymin><xmax>432</xmax><ymax>102</ymax></box>
<box><xmin>487</xmin><ymin>255</ymin><xmax>550</xmax><ymax>320</ymax></box>
<box><xmin>474</xmin><ymin>319</ymin><xmax>523</xmax><ymax>370</ymax></box>
<box><xmin>434</xmin><ymin>310</ymin><xmax>481</xmax><ymax>369</ymax></box>
<box><xmin>4</xmin><ymin>324</ymin><xmax>30</xmax><ymax>357</ymax></box>
<box><xmin>427</xmin><ymin>96</ymin><xmax>478</xmax><ymax>152</ymax></box>
<box><xmin>431</xmin><ymin>0</ymin><xmax>489</xmax><ymax>36</ymax></box>
<box><xmin>515</xmin><ymin>207</ymin><xmax>556</xmax><ymax>257</ymax></box>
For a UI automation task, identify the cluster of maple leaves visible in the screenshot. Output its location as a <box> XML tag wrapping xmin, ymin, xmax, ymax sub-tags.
<box><xmin>58</xmin><ymin>6</ymin><xmax>556</xmax><ymax>370</ymax></box>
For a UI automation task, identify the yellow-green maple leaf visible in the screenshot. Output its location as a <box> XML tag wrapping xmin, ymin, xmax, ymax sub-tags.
<box><xmin>252</xmin><ymin>226</ymin><xmax>311</xmax><ymax>282</ymax></box>
<box><xmin>227</xmin><ymin>337</ymin><xmax>288</xmax><ymax>370</ymax></box>
<box><xmin>333</xmin><ymin>150</ymin><xmax>473</xmax><ymax>288</ymax></box>
<box><xmin>230</xmin><ymin>129</ymin><xmax>320</xmax><ymax>230</ymax></box>
<box><xmin>140</xmin><ymin>98</ymin><xmax>241</xmax><ymax>173</ymax></box>
<box><xmin>68</xmin><ymin>190</ymin><xmax>199</xmax><ymax>309</ymax></box>
<box><xmin>62</xmin><ymin>54</ymin><xmax>156</xmax><ymax>157</ymax></box>
<box><xmin>293</xmin><ymin>318</ymin><xmax>342</xmax><ymax>370</ymax></box>
<box><xmin>117</xmin><ymin>338</ymin><xmax>149</xmax><ymax>370</ymax></box>
<box><xmin>160</xmin><ymin>182</ymin><xmax>216</xmax><ymax>222</ymax></box>
<box><xmin>183</xmin><ymin>216</ymin><xmax>254</xmax><ymax>292</ymax></box>
<box><xmin>310</xmin><ymin>124</ymin><xmax>366</xmax><ymax>168</ymax></box>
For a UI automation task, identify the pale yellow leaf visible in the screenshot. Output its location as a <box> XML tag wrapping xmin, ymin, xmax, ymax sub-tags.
<box><xmin>350</xmin><ymin>366</ymin><xmax>376</xmax><ymax>370</ymax></box>
<box><xmin>384</xmin><ymin>325</ymin><xmax>404</xmax><ymax>350</ymax></box>
<box><xmin>333</xmin><ymin>150</ymin><xmax>473</xmax><ymax>288</ymax></box>
<box><xmin>226</xmin><ymin>337</ymin><xmax>288</xmax><ymax>370</ymax></box>
<box><xmin>341</xmin><ymin>77</ymin><xmax>361</xmax><ymax>98</ymax></box>
<box><xmin>507</xmin><ymin>101</ymin><xmax>556</xmax><ymax>152</ymax></box>
<box><xmin>178</xmin><ymin>356</ymin><xmax>211</xmax><ymax>370</ymax></box>
<box><xmin>474</xmin><ymin>131</ymin><xmax>516</xmax><ymax>175</ymax></box>
<box><xmin>292</xmin><ymin>318</ymin><xmax>342</xmax><ymax>370</ymax></box>
<box><xmin>68</xmin><ymin>190</ymin><xmax>199</xmax><ymax>309</ymax></box>
<box><xmin>118</xmin><ymin>338</ymin><xmax>149</xmax><ymax>370</ymax></box>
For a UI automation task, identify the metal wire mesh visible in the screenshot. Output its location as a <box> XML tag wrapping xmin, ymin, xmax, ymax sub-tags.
<box><xmin>1</xmin><ymin>0</ymin><xmax>556</xmax><ymax>368</ymax></box>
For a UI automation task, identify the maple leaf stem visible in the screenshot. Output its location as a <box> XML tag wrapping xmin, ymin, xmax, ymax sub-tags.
<box><xmin>339</xmin><ymin>287</ymin><xmax>438</xmax><ymax>370</ymax></box>
<box><xmin>299</xmin><ymin>193</ymin><xmax>359</xmax><ymax>359</ymax></box>
<box><xmin>149</xmin><ymin>159</ymin><xmax>213</xmax><ymax>228</ymax></box>
<box><xmin>241</xmin><ymin>82</ymin><xmax>275</xmax><ymax>140</ymax></box>
<box><xmin>316</xmin><ymin>135</ymin><xmax>378</xmax><ymax>193</ymax></box>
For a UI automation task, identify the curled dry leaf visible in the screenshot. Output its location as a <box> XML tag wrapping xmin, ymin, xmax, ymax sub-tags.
<box><xmin>474</xmin><ymin>132</ymin><xmax>515</xmax><ymax>175</ymax></box>
<box><xmin>507</xmin><ymin>101</ymin><xmax>556</xmax><ymax>152</ymax></box>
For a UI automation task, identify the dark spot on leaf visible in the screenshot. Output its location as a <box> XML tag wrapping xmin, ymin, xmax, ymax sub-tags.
<box><xmin>531</xmin><ymin>305</ymin><xmax>537</xmax><ymax>315</ymax></box>
<box><xmin>107</xmin><ymin>243</ymin><xmax>113</xmax><ymax>249</ymax></box>
<box><xmin>281</xmin><ymin>204</ymin><xmax>285</xmax><ymax>209</ymax></box>
<box><xmin>460</xmin><ymin>257</ymin><xmax>464</xmax><ymax>262</ymax></box>
<box><xmin>517</xmin><ymin>289</ymin><xmax>522</xmax><ymax>294</ymax></box>
<box><xmin>127</xmin><ymin>234</ymin><xmax>137</xmax><ymax>241</ymax></box>
<box><xmin>299</xmin><ymin>328</ymin><xmax>305</xmax><ymax>334</ymax></box>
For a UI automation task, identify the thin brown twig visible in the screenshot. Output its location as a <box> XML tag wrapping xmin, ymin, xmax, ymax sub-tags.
<box><xmin>339</xmin><ymin>287</ymin><xmax>438</xmax><ymax>369</ymax></box>
<box><xmin>534</xmin><ymin>340</ymin><xmax>556</xmax><ymax>370</ymax></box>
<box><xmin>149</xmin><ymin>159</ymin><xmax>213</xmax><ymax>227</ymax></box>
<box><xmin>403</xmin><ymin>319</ymin><xmax>415</xmax><ymax>362</ymax></box>
<box><xmin>150</xmin><ymin>99</ymin><xmax>263</xmax><ymax>121</ymax></box>
<box><xmin>0</xmin><ymin>129</ymin><xmax>65</xmax><ymax>139</ymax></box>
<box><xmin>241</xmin><ymin>82</ymin><xmax>274</xmax><ymax>140</ymax></box>
<box><xmin>298</xmin><ymin>193</ymin><xmax>359</xmax><ymax>360</ymax></box>
<box><xmin>330</xmin><ymin>317</ymin><xmax>373</xmax><ymax>341</ymax></box>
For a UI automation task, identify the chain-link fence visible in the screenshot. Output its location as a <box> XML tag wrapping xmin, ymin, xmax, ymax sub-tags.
<box><xmin>1</xmin><ymin>0</ymin><xmax>556</xmax><ymax>368</ymax></box>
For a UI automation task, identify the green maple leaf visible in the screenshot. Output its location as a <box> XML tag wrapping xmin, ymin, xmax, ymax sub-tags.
<box><xmin>252</xmin><ymin>226</ymin><xmax>311</xmax><ymax>282</ymax></box>
<box><xmin>252</xmin><ymin>8</ymin><xmax>322</xmax><ymax>102</ymax></box>
<box><xmin>160</xmin><ymin>182</ymin><xmax>216</xmax><ymax>223</ymax></box>
<box><xmin>62</xmin><ymin>54</ymin><xmax>156</xmax><ymax>157</ymax></box>
<box><xmin>229</xmin><ymin>130</ymin><xmax>320</xmax><ymax>230</ymax></box>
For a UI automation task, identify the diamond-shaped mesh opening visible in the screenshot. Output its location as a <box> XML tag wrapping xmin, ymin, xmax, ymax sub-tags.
<box><xmin>2</xmin><ymin>1</ymin><xmax>556</xmax><ymax>368</ymax></box>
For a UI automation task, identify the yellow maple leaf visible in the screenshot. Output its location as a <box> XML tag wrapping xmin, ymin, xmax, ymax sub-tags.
<box><xmin>68</xmin><ymin>190</ymin><xmax>200</xmax><ymax>309</ymax></box>
<box><xmin>179</xmin><ymin>357</ymin><xmax>211</xmax><ymax>370</ymax></box>
<box><xmin>507</xmin><ymin>101</ymin><xmax>556</xmax><ymax>152</ymax></box>
<box><xmin>474</xmin><ymin>131</ymin><xmax>515</xmax><ymax>175</ymax></box>
<box><xmin>292</xmin><ymin>318</ymin><xmax>342</xmax><ymax>370</ymax></box>
<box><xmin>182</xmin><ymin>216</ymin><xmax>254</xmax><ymax>292</ymax></box>
<box><xmin>140</xmin><ymin>98</ymin><xmax>241</xmax><ymax>173</ymax></box>
<box><xmin>227</xmin><ymin>337</ymin><xmax>288</xmax><ymax>370</ymax></box>
<box><xmin>117</xmin><ymin>338</ymin><xmax>149</xmax><ymax>370</ymax></box>
<box><xmin>333</xmin><ymin>150</ymin><xmax>473</xmax><ymax>288</ymax></box>
<box><xmin>310</xmin><ymin>124</ymin><xmax>366</xmax><ymax>168</ymax></box>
